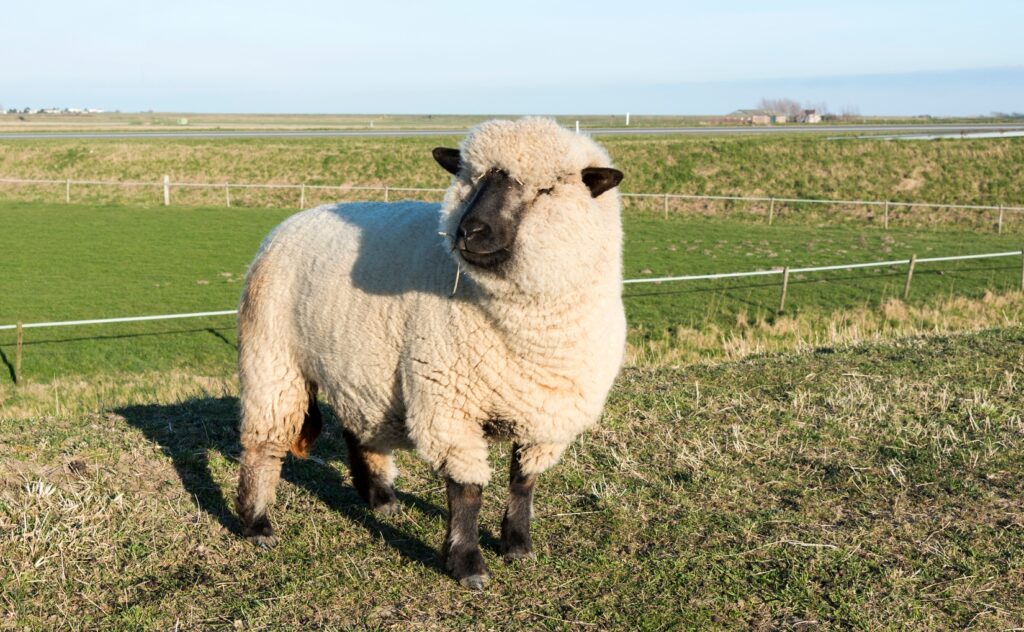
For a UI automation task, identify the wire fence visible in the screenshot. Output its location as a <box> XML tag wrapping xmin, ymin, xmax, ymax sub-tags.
<box><xmin>2</xmin><ymin>175</ymin><xmax>1023</xmax><ymax>233</ymax></box>
<box><xmin>4</xmin><ymin>249</ymin><xmax>1024</xmax><ymax>384</ymax></box>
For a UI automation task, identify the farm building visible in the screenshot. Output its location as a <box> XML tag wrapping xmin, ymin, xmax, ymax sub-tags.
<box><xmin>729</xmin><ymin>109</ymin><xmax>787</xmax><ymax>125</ymax></box>
<box><xmin>798</xmin><ymin>109</ymin><xmax>822</xmax><ymax>123</ymax></box>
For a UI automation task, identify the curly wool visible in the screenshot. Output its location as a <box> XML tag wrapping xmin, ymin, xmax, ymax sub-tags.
<box><xmin>238</xmin><ymin>118</ymin><xmax>626</xmax><ymax>486</ymax></box>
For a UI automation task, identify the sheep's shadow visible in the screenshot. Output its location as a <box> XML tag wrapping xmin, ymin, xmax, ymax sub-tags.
<box><xmin>115</xmin><ymin>396</ymin><xmax>450</xmax><ymax>574</ymax></box>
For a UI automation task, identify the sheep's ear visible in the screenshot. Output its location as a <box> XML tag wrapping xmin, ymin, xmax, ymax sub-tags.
<box><xmin>581</xmin><ymin>167</ymin><xmax>624</xmax><ymax>198</ymax></box>
<box><xmin>432</xmin><ymin>147</ymin><xmax>462</xmax><ymax>175</ymax></box>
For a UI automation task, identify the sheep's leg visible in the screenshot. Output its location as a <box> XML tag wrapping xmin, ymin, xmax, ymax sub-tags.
<box><xmin>235</xmin><ymin>378</ymin><xmax>311</xmax><ymax>548</ymax></box>
<box><xmin>500</xmin><ymin>443</ymin><xmax>537</xmax><ymax>562</ymax></box>
<box><xmin>442</xmin><ymin>477</ymin><xmax>490</xmax><ymax>590</ymax></box>
<box><xmin>342</xmin><ymin>429</ymin><xmax>399</xmax><ymax>515</ymax></box>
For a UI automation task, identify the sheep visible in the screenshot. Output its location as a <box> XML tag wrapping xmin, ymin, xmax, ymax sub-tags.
<box><xmin>235</xmin><ymin>117</ymin><xmax>626</xmax><ymax>589</ymax></box>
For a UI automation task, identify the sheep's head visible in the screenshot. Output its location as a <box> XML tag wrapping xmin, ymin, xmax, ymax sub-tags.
<box><xmin>435</xmin><ymin>118</ymin><xmax>624</xmax><ymax>296</ymax></box>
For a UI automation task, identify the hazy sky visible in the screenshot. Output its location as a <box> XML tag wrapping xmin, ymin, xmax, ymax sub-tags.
<box><xmin>2</xmin><ymin>0</ymin><xmax>1022</xmax><ymax>115</ymax></box>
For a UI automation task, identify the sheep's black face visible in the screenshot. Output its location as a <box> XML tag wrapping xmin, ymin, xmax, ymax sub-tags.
<box><xmin>453</xmin><ymin>168</ymin><xmax>521</xmax><ymax>269</ymax></box>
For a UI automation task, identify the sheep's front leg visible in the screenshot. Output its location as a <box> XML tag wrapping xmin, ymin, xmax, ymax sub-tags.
<box><xmin>500</xmin><ymin>443</ymin><xmax>537</xmax><ymax>561</ymax></box>
<box><xmin>342</xmin><ymin>429</ymin><xmax>399</xmax><ymax>515</ymax></box>
<box><xmin>442</xmin><ymin>477</ymin><xmax>490</xmax><ymax>590</ymax></box>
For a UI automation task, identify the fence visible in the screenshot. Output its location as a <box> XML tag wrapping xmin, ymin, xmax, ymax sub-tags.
<box><xmin>2</xmin><ymin>176</ymin><xmax>1024</xmax><ymax>233</ymax></box>
<box><xmin>4</xmin><ymin>250</ymin><xmax>1023</xmax><ymax>385</ymax></box>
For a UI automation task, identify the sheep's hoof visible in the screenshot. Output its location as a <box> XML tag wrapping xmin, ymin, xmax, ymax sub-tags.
<box><xmin>247</xmin><ymin>533</ymin><xmax>279</xmax><ymax>549</ymax></box>
<box><xmin>458</xmin><ymin>573</ymin><xmax>489</xmax><ymax>591</ymax></box>
<box><xmin>372</xmin><ymin>499</ymin><xmax>401</xmax><ymax>516</ymax></box>
<box><xmin>367</xmin><ymin>485</ymin><xmax>399</xmax><ymax>516</ymax></box>
<box><xmin>502</xmin><ymin>546</ymin><xmax>534</xmax><ymax>563</ymax></box>
<box><xmin>242</xmin><ymin>516</ymin><xmax>278</xmax><ymax>548</ymax></box>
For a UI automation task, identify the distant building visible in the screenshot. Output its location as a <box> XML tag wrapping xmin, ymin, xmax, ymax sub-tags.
<box><xmin>798</xmin><ymin>109</ymin><xmax>822</xmax><ymax>123</ymax></box>
<box><xmin>728</xmin><ymin>109</ymin><xmax>787</xmax><ymax>125</ymax></box>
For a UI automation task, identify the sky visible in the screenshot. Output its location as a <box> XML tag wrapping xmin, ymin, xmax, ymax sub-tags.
<box><xmin>1</xmin><ymin>0</ymin><xmax>1022</xmax><ymax>115</ymax></box>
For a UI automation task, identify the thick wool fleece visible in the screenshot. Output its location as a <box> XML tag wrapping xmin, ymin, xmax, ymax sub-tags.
<box><xmin>238</xmin><ymin>118</ymin><xmax>626</xmax><ymax>486</ymax></box>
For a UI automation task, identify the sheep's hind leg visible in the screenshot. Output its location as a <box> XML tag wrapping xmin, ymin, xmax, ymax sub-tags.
<box><xmin>342</xmin><ymin>429</ymin><xmax>399</xmax><ymax>515</ymax></box>
<box><xmin>500</xmin><ymin>443</ymin><xmax>537</xmax><ymax>562</ymax></box>
<box><xmin>236</xmin><ymin>380</ymin><xmax>313</xmax><ymax>547</ymax></box>
<box><xmin>442</xmin><ymin>477</ymin><xmax>490</xmax><ymax>590</ymax></box>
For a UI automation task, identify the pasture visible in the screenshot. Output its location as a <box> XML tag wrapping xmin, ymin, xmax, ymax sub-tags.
<box><xmin>2</xmin><ymin>200</ymin><xmax>1023</xmax><ymax>385</ymax></box>
<box><xmin>2</xmin><ymin>131</ymin><xmax>1023</xmax><ymax>629</ymax></box>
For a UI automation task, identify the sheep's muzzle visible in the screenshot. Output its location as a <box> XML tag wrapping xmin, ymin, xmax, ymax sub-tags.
<box><xmin>455</xmin><ymin>169</ymin><xmax>519</xmax><ymax>269</ymax></box>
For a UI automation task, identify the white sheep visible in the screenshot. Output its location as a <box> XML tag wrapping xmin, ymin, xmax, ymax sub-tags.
<box><xmin>235</xmin><ymin>117</ymin><xmax>626</xmax><ymax>589</ymax></box>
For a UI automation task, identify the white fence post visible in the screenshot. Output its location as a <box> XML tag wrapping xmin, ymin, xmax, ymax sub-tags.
<box><xmin>998</xmin><ymin>206</ymin><xmax>1004</xmax><ymax>234</ymax></box>
<box><xmin>779</xmin><ymin>267</ymin><xmax>790</xmax><ymax>312</ymax></box>
<box><xmin>384</xmin><ymin>186</ymin><xmax>389</xmax><ymax>203</ymax></box>
<box><xmin>163</xmin><ymin>175</ymin><xmax>170</xmax><ymax>206</ymax></box>
<box><xmin>903</xmin><ymin>254</ymin><xmax>917</xmax><ymax>299</ymax></box>
<box><xmin>65</xmin><ymin>179</ymin><xmax>70</xmax><ymax>203</ymax></box>
<box><xmin>14</xmin><ymin>321</ymin><xmax>23</xmax><ymax>385</ymax></box>
<box><xmin>225</xmin><ymin>184</ymin><xmax>231</xmax><ymax>207</ymax></box>
<box><xmin>663</xmin><ymin>194</ymin><xmax>669</xmax><ymax>219</ymax></box>
<box><xmin>884</xmin><ymin>201</ymin><xmax>890</xmax><ymax>229</ymax></box>
<box><xmin>768</xmin><ymin>198</ymin><xmax>775</xmax><ymax>225</ymax></box>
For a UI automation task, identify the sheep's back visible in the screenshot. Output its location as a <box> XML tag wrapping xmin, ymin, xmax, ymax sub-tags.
<box><xmin>252</xmin><ymin>201</ymin><xmax>455</xmax><ymax>440</ymax></box>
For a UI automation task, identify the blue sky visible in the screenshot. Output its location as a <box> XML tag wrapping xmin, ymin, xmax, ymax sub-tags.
<box><xmin>1</xmin><ymin>0</ymin><xmax>1021</xmax><ymax>115</ymax></box>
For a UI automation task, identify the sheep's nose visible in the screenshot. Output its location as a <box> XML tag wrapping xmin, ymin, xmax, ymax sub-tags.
<box><xmin>457</xmin><ymin>218</ymin><xmax>492</xmax><ymax>249</ymax></box>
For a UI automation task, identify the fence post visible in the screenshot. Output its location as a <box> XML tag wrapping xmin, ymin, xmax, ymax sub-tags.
<box><xmin>768</xmin><ymin>198</ymin><xmax>775</xmax><ymax>225</ymax></box>
<box><xmin>163</xmin><ymin>175</ymin><xmax>170</xmax><ymax>206</ymax></box>
<box><xmin>779</xmin><ymin>267</ymin><xmax>790</xmax><ymax>312</ymax></box>
<box><xmin>299</xmin><ymin>184</ymin><xmax>306</xmax><ymax>210</ymax></box>
<box><xmin>884</xmin><ymin>201</ymin><xmax>889</xmax><ymax>230</ymax></box>
<box><xmin>663</xmin><ymin>194</ymin><xmax>669</xmax><ymax>219</ymax></box>
<box><xmin>998</xmin><ymin>206</ymin><xmax>1004</xmax><ymax>234</ymax></box>
<box><xmin>903</xmin><ymin>254</ymin><xmax>917</xmax><ymax>299</ymax></box>
<box><xmin>14</xmin><ymin>321</ymin><xmax>23</xmax><ymax>385</ymax></box>
<box><xmin>384</xmin><ymin>186</ymin><xmax>390</xmax><ymax>203</ymax></box>
<box><xmin>65</xmin><ymin>179</ymin><xmax>71</xmax><ymax>203</ymax></box>
<box><xmin>225</xmin><ymin>184</ymin><xmax>231</xmax><ymax>207</ymax></box>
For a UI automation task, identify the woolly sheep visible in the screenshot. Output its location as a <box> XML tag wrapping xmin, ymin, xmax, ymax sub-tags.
<box><xmin>235</xmin><ymin>117</ymin><xmax>626</xmax><ymax>589</ymax></box>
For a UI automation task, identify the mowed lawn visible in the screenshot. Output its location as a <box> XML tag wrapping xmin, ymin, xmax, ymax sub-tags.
<box><xmin>2</xmin><ymin>200</ymin><xmax>1023</xmax><ymax>382</ymax></box>
<box><xmin>1</xmin><ymin>328</ymin><xmax>1022</xmax><ymax>629</ymax></box>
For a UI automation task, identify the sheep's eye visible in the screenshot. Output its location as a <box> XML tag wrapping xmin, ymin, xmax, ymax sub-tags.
<box><xmin>537</xmin><ymin>187</ymin><xmax>554</xmax><ymax>196</ymax></box>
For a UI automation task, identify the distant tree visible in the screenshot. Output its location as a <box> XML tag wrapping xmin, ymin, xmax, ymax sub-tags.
<box><xmin>806</xmin><ymin>101</ymin><xmax>829</xmax><ymax>116</ymax></box>
<box><xmin>758</xmin><ymin>97</ymin><xmax>802</xmax><ymax>118</ymax></box>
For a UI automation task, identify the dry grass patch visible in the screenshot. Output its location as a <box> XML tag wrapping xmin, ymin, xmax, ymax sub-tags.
<box><xmin>2</xmin><ymin>327</ymin><xmax>1023</xmax><ymax>628</ymax></box>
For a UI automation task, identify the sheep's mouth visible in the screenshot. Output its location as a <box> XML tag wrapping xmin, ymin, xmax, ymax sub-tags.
<box><xmin>457</xmin><ymin>245</ymin><xmax>512</xmax><ymax>268</ymax></box>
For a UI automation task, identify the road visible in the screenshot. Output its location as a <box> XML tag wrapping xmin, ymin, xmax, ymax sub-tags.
<box><xmin>1</xmin><ymin>123</ymin><xmax>1023</xmax><ymax>140</ymax></box>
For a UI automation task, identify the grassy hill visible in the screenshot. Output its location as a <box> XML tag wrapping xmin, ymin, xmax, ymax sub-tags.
<box><xmin>1</xmin><ymin>135</ymin><xmax>1023</xmax><ymax>218</ymax></box>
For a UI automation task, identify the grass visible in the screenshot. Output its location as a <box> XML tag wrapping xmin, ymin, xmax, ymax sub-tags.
<box><xmin>2</xmin><ymin>134</ymin><xmax>1024</xmax><ymax>214</ymax></box>
<box><xmin>2</xmin><ymin>200</ymin><xmax>1023</xmax><ymax>384</ymax></box>
<box><xmin>1</xmin><ymin>327</ymin><xmax>1022</xmax><ymax>628</ymax></box>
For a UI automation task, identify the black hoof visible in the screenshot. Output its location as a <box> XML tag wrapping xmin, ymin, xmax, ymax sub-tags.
<box><xmin>502</xmin><ymin>545</ymin><xmax>534</xmax><ymax>563</ymax></box>
<box><xmin>241</xmin><ymin>515</ymin><xmax>278</xmax><ymax>548</ymax></box>
<box><xmin>459</xmin><ymin>573</ymin><xmax>489</xmax><ymax>591</ymax></box>
<box><xmin>445</xmin><ymin>547</ymin><xmax>490</xmax><ymax>590</ymax></box>
<box><xmin>373</xmin><ymin>499</ymin><xmax>401</xmax><ymax>516</ymax></box>
<box><xmin>368</xmin><ymin>484</ymin><xmax>399</xmax><ymax>515</ymax></box>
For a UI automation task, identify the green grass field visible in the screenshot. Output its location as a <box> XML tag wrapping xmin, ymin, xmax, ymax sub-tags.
<box><xmin>2</xmin><ymin>134</ymin><xmax>1024</xmax><ymax>215</ymax></box>
<box><xmin>2</xmin><ymin>200</ymin><xmax>1023</xmax><ymax>385</ymax></box>
<box><xmin>2</xmin><ymin>328</ymin><xmax>1022</xmax><ymax>628</ymax></box>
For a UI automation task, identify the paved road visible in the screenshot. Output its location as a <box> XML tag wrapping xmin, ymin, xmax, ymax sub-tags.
<box><xmin>1</xmin><ymin>123</ymin><xmax>1023</xmax><ymax>140</ymax></box>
